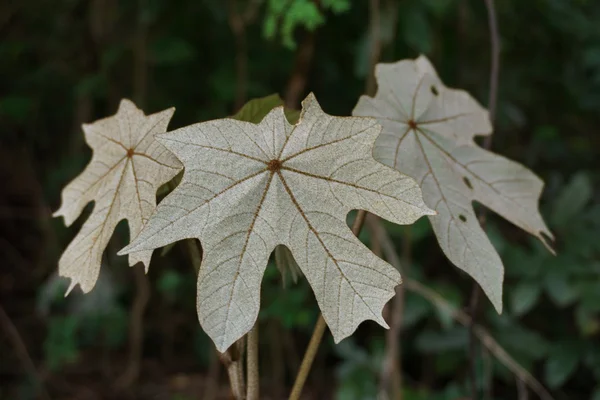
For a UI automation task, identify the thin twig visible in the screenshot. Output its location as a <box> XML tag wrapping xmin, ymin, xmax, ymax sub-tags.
<box><xmin>202</xmin><ymin>349</ymin><xmax>221</xmax><ymax>400</ymax></box>
<box><xmin>288</xmin><ymin>210</ymin><xmax>368</xmax><ymax>400</ymax></box>
<box><xmin>365</xmin><ymin>0</ymin><xmax>381</xmax><ymax>97</ymax></box>
<box><xmin>369</xmin><ymin>215</ymin><xmax>404</xmax><ymax>399</ymax></box>
<box><xmin>0</xmin><ymin>305</ymin><xmax>51</xmax><ymax>400</ymax></box>
<box><xmin>483</xmin><ymin>0</ymin><xmax>500</xmax><ymax>132</ymax></box>
<box><xmin>284</xmin><ymin>29</ymin><xmax>317</xmax><ymax>108</ymax></box>
<box><xmin>218</xmin><ymin>339</ymin><xmax>246</xmax><ymax>399</ymax></box>
<box><xmin>469</xmin><ymin>1</ymin><xmax>500</xmax><ymax>398</ymax></box>
<box><xmin>246</xmin><ymin>323</ymin><xmax>259</xmax><ymax>400</ymax></box>
<box><xmin>227</xmin><ymin>0</ymin><xmax>263</xmax><ymax>111</ymax></box>
<box><xmin>115</xmin><ymin>264</ymin><xmax>150</xmax><ymax>389</ymax></box>
<box><xmin>116</xmin><ymin>0</ymin><xmax>151</xmax><ymax>387</ymax></box>
<box><xmin>468</xmin><ymin>283</ymin><xmax>481</xmax><ymax>399</ymax></box>
<box><xmin>288</xmin><ymin>315</ymin><xmax>327</xmax><ymax>400</ymax></box>
<box><xmin>517</xmin><ymin>376</ymin><xmax>529</xmax><ymax>400</ymax></box>
<box><xmin>374</xmin><ymin>220</ymin><xmax>554</xmax><ymax>400</ymax></box>
<box><xmin>185</xmin><ymin>238</ymin><xmax>246</xmax><ymax>398</ymax></box>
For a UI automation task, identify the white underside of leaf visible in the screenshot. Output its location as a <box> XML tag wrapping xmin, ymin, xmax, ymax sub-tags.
<box><xmin>54</xmin><ymin>100</ymin><xmax>182</xmax><ymax>293</ymax></box>
<box><xmin>353</xmin><ymin>56</ymin><xmax>553</xmax><ymax>312</ymax></box>
<box><xmin>120</xmin><ymin>93</ymin><xmax>434</xmax><ymax>351</ymax></box>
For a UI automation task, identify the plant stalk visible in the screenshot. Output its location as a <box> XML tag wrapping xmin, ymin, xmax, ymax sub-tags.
<box><xmin>288</xmin><ymin>210</ymin><xmax>368</xmax><ymax>400</ymax></box>
<box><xmin>469</xmin><ymin>1</ymin><xmax>500</xmax><ymax>398</ymax></box>
<box><xmin>247</xmin><ymin>323</ymin><xmax>260</xmax><ymax>400</ymax></box>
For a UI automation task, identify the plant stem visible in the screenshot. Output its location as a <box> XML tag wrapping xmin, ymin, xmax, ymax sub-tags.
<box><xmin>469</xmin><ymin>1</ymin><xmax>500</xmax><ymax>398</ymax></box>
<box><xmin>368</xmin><ymin>214</ymin><xmax>404</xmax><ymax>399</ymax></box>
<box><xmin>288</xmin><ymin>315</ymin><xmax>327</xmax><ymax>400</ymax></box>
<box><xmin>247</xmin><ymin>323</ymin><xmax>259</xmax><ymax>400</ymax></box>
<box><xmin>219</xmin><ymin>338</ymin><xmax>246</xmax><ymax>399</ymax></box>
<box><xmin>365</xmin><ymin>0</ymin><xmax>381</xmax><ymax>97</ymax></box>
<box><xmin>288</xmin><ymin>210</ymin><xmax>368</xmax><ymax>400</ymax></box>
<box><xmin>186</xmin><ymin>238</ymin><xmax>246</xmax><ymax>399</ymax></box>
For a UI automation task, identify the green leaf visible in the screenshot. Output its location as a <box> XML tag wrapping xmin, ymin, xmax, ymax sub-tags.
<box><xmin>322</xmin><ymin>0</ymin><xmax>351</xmax><ymax>13</ymax></box>
<box><xmin>232</xmin><ymin>94</ymin><xmax>300</xmax><ymax>124</ymax></box>
<box><xmin>402</xmin><ymin>292</ymin><xmax>432</xmax><ymax>328</ymax></box>
<box><xmin>545</xmin><ymin>342</ymin><xmax>581</xmax><ymax>388</ymax></box>
<box><xmin>551</xmin><ymin>172</ymin><xmax>593</xmax><ymax>228</ymax></box>
<box><xmin>575</xmin><ymin>304</ymin><xmax>600</xmax><ymax>336</ymax></box>
<box><xmin>495</xmin><ymin>325</ymin><xmax>548</xmax><ymax>362</ymax></box>
<box><xmin>510</xmin><ymin>281</ymin><xmax>541</xmax><ymax>315</ymax></box>
<box><xmin>544</xmin><ymin>271</ymin><xmax>579</xmax><ymax>307</ymax></box>
<box><xmin>44</xmin><ymin>316</ymin><xmax>80</xmax><ymax>371</ymax></box>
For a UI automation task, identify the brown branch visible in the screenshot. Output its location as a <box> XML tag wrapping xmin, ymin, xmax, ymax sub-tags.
<box><xmin>468</xmin><ymin>1</ymin><xmax>500</xmax><ymax>397</ymax></box>
<box><xmin>483</xmin><ymin>0</ymin><xmax>500</xmax><ymax>131</ymax></box>
<box><xmin>284</xmin><ymin>31</ymin><xmax>316</xmax><ymax>109</ymax></box>
<box><xmin>202</xmin><ymin>348</ymin><xmax>222</xmax><ymax>400</ymax></box>
<box><xmin>365</xmin><ymin>0</ymin><xmax>381</xmax><ymax>97</ymax></box>
<box><xmin>517</xmin><ymin>376</ymin><xmax>529</xmax><ymax>400</ymax></box>
<box><xmin>227</xmin><ymin>0</ymin><xmax>263</xmax><ymax>111</ymax></box>
<box><xmin>246</xmin><ymin>323</ymin><xmax>259</xmax><ymax>400</ymax></box>
<box><xmin>0</xmin><ymin>305</ymin><xmax>51</xmax><ymax>400</ymax></box>
<box><xmin>115</xmin><ymin>264</ymin><xmax>150</xmax><ymax>389</ymax></box>
<box><xmin>374</xmin><ymin>219</ymin><xmax>554</xmax><ymax>400</ymax></box>
<box><xmin>219</xmin><ymin>339</ymin><xmax>246</xmax><ymax>399</ymax></box>
<box><xmin>368</xmin><ymin>215</ymin><xmax>403</xmax><ymax>399</ymax></box>
<box><xmin>116</xmin><ymin>0</ymin><xmax>150</xmax><ymax>388</ymax></box>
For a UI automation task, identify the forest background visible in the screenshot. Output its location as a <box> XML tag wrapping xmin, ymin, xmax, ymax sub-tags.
<box><xmin>1</xmin><ymin>0</ymin><xmax>600</xmax><ymax>399</ymax></box>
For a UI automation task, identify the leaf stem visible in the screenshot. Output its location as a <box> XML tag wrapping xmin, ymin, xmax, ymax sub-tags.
<box><xmin>247</xmin><ymin>323</ymin><xmax>260</xmax><ymax>400</ymax></box>
<box><xmin>469</xmin><ymin>1</ymin><xmax>500</xmax><ymax>398</ymax></box>
<box><xmin>288</xmin><ymin>210</ymin><xmax>368</xmax><ymax>400</ymax></box>
<box><xmin>218</xmin><ymin>339</ymin><xmax>246</xmax><ymax>400</ymax></box>
<box><xmin>288</xmin><ymin>315</ymin><xmax>327</xmax><ymax>400</ymax></box>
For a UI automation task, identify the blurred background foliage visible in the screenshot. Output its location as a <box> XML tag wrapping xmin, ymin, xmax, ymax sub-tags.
<box><xmin>1</xmin><ymin>0</ymin><xmax>599</xmax><ymax>399</ymax></box>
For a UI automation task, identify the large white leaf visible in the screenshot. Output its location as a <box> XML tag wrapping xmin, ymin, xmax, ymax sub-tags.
<box><xmin>54</xmin><ymin>100</ymin><xmax>183</xmax><ymax>293</ymax></box>
<box><xmin>119</xmin><ymin>93</ymin><xmax>434</xmax><ymax>351</ymax></box>
<box><xmin>353</xmin><ymin>56</ymin><xmax>553</xmax><ymax>312</ymax></box>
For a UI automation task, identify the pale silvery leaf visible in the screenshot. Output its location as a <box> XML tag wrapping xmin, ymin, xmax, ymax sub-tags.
<box><xmin>119</xmin><ymin>93</ymin><xmax>434</xmax><ymax>351</ymax></box>
<box><xmin>54</xmin><ymin>100</ymin><xmax>183</xmax><ymax>293</ymax></box>
<box><xmin>353</xmin><ymin>56</ymin><xmax>553</xmax><ymax>312</ymax></box>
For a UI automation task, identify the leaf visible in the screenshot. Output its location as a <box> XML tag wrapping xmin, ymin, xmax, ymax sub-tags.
<box><xmin>550</xmin><ymin>171</ymin><xmax>593</xmax><ymax>228</ymax></box>
<box><xmin>510</xmin><ymin>281</ymin><xmax>541</xmax><ymax>315</ymax></box>
<box><xmin>544</xmin><ymin>269</ymin><xmax>578</xmax><ymax>307</ymax></box>
<box><xmin>544</xmin><ymin>342</ymin><xmax>580</xmax><ymax>388</ymax></box>
<box><xmin>231</xmin><ymin>93</ymin><xmax>300</xmax><ymax>124</ymax></box>
<box><xmin>353</xmin><ymin>56</ymin><xmax>553</xmax><ymax>312</ymax></box>
<box><xmin>119</xmin><ymin>93</ymin><xmax>434</xmax><ymax>351</ymax></box>
<box><xmin>54</xmin><ymin>100</ymin><xmax>183</xmax><ymax>293</ymax></box>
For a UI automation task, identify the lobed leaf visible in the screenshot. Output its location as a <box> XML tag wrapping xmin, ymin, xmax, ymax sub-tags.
<box><xmin>54</xmin><ymin>100</ymin><xmax>183</xmax><ymax>293</ymax></box>
<box><xmin>120</xmin><ymin>93</ymin><xmax>434</xmax><ymax>351</ymax></box>
<box><xmin>353</xmin><ymin>56</ymin><xmax>554</xmax><ymax>312</ymax></box>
